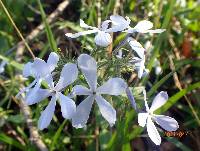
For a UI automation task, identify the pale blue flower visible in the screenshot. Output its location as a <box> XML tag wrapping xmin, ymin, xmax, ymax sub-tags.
<box><xmin>138</xmin><ymin>90</ymin><xmax>179</xmax><ymax>145</ymax></box>
<box><xmin>72</xmin><ymin>54</ymin><xmax>127</xmax><ymax>128</ymax></box>
<box><xmin>65</xmin><ymin>15</ymin><xmax>130</xmax><ymax>47</ymax></box>
<box><xmin>25</xmin><ymin>63</ymin><xmax>78</xmax><ymax>130</ymax></box>
<box><xmin>65</xmin><ymin>19</ymin><xmax>112</xmax><ymax>47</ymax></box>
<box><xmin>16</xmin><ymin>52</ymin><xmax>59</xmax><ymax>98</ymax></box>
<box><xmin>127</xmin><ymin>37</ymin><xmax>149</xmax><ymax>78</ymax></box>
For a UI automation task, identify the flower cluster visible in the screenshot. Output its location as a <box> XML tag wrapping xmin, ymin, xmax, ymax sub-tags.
<box><xmin>66</xmin><ymin>15</ymin><xmax>165</xmax><ymax>79</ymax></box>
<box><xmin>17</xmin><ymin>15</ymin><xmax>178</xmax><ymax>146</ymax></box>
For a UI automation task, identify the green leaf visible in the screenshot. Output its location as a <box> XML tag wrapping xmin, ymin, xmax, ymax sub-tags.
<box><xmin>106</xmin><ymin>110</ymin><xmax>136</xmax><ymax>151</ymax></box>
<box><xmin>0</xmin><ymin>54</ymin><xmax>23</xmax><ymax>70</ymax></box>
<box><xmin>166</xmin><ymin>137</ymin><xmax>192</xmax><ymax>151</ymax></box>
<box><xmin>0</xmin><ymin>133</ymin><xmax>26</xmax><ymax>150</ymax></box>
<box><xmin>147</xmin><ymin>72</ymin><xmax>174</xmax><ymax>97</ymax></box>
<box><xmin>7</xmin><ymin>114</ymin><xmax>24</xmax><ymax>124</ymax></box>
<box><xmin>175</xmin><ymin>59</ymin><xmax>200</xmax><ymax>68</ymax></box>
<box><xmin>50</xmin><ymin>120</ymin><xmax>67</xmax><ymax>151</ymax></box>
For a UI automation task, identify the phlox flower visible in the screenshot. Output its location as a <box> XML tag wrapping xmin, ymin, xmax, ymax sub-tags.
<box><xmin>65</xmin><ymin>19</ymin><xmax>112</xmax><ymax>47</ymax></box>
<box><xmin>127</xmin><ymin>37</ymin><xmax>149</xmax><ymax>79</ymax></box>
<box><xmin>126</xmin><ymin>20</ymin><xmax>165</xmax><ymax>34</ymax></box>
<box><xmin>71</xmin><ymin>54</ymin><xmax>127</xmax><ymax>128</ymax></box>
<box><xmin>16</xmin><ymin>52</ymin><xmax>59</xmax><ymax>98</ymax></box>
<box><xmin>138</xmin><ymin>90</ymin><xmax>179</xmax><ymax>145</ymax></box>
<box><xmin>65</xmin><ymin>15</ymin><xmax>130</xmax><ymax>47</ymax></box>
<box><xmin>25</xmin><ymin>63</ymin><xmax>78</xmax><ymax>130</ymax></box>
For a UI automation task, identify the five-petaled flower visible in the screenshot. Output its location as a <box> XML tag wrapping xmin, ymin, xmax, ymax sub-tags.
<box><xmin>138</xmin><ymin>90</ymin><xmax>179</xmax><ymax>145</ymax></box>
<box><xmin>65</xmin><ymin>19</ymin><xmax>112</xmax><ymax>47</ymax></box>
<box><xmin>16</xmin><ymin>52</ymin><xmax>59</xmax><ymax>98</ymax></box>
<box><xmin>25</xmin><ymin>63</ymin><xmax>78</xmax><ymax>130</ymax></box>
<box><xmin>71</xmin><ymin>54</ymin><xmax>127</xmax><ymax>128</ymax></box>
<box><xmin>127</xmin><ymin>37</ymin><xmax>149</xmax><ymax>79</ymax></box>
<box><xmin>65</xmin><ymin>15</ymin><xmax>130</xmax><ymax>47</ymax></box>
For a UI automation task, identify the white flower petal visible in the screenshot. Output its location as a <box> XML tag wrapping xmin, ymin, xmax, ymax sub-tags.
<box><xmin>147</xmin><ymin>117</ymin><xmax>161</xmax><ymax>145</ymax></box>
<box><xmin>96</xmin><ymin>78</ymin><xmax>127</xmax><ymax>95</ymax></box>
<box><xmin>78</xmin><ymin>54</ymin><xmax>97</xmax><ymax>91</ymax></box>
<box><xmin>65</xmin><ymin>29</ymin><xmax>98</xmax><ymax>38</ymax></box>
<box><xmin>80</xmin><ymin>19</ymin><xmax>95</xmax><ymax>29</ymax></box>
<box><xmin>38</xmin><ymin>96</ymin><xmax>56</xmax><ymax>130</ymax></box>
<box><xmin>32</xmin><ymin>58</ymin><xmax>50</xmax><ymax>78</ymax></box>
<box><xmin>44</xmin><ymin>74</ymin><xmax>54</xmax><ymax>88</ymax></box>
<box><xmin>133</xmin><ymin>20</ymin><xmax>153</xmax><ymax>33</ymax></box>
<box><xmin>135</xmin><ymin>59</ymin><xmax>145</xmax><ymax>79</ymax></box>
<box><xmin>153</xmin><ymin>115</ymin><xmax>179</xmax><ymax>131</ymax></box>
<box><xmin>47</xmin><ymin>52</ymin><xmax>59</xmax><ymax>72</ymax></box>
<box><xmin>155</xmin><ymin>66</ymin><xmax>162</xmax><ymax>75</ymax></box>
<box><xmin>25</xmin><ymin>86</ymin><xmax>51</xmax><ymax>105</ymax></box>
<box><xmin>125</xmin><ymin>27</ymin><xmax>136</xmax><ymax>33</ymax></box>
<box><xmin>128</xmin><ymin>37</ymin><xmax>145</xmax><ymax>59</ymax></box>
<box><xmin>94</xmin><ymin>31</ymin><xmax>112</xmax><ymax>47</ymax></box>
<box><xmin>134</xmin><ymin>58</ymin><xmax>148</xmax><ymax>79</ymax></box>
<box><xmin>95</xmin><ymin>95</ymin><xmax>116</xmax><ymax>126</ymax></box>
<box><xmin>106</xmin><ymin>15</ymin><xmax>130</xmax><ymax>32</ymax></box>
<box><xmin>101</xmin><ymin>20</ymin><xmax>111</xmax><ymax>31</ymax></box>
<box><xmin>131</xmin><ymin>57</ymin><xmax>142</xmax><ymax>63</ymax></box>
<box><xmin>58</xmin><ymin>92</ymin><xmax>76</xmax><ymax>119</ymax></box>
<box><xmin>55</xmin><ymin>63</ymin><xmax>78</xmax><ymax>91</ymax></box>
<box><xmin>72</xmin><ymin>95</ymin><xmax>94</xmax><ymax>128</ymax></box>
<box><xmin>147</xmin><ymin>29</ymin><xmax>166</xmax><ymax>33</ymax></box>
<box><xmin>72</xmin><ymin>85</ymin><xmax>92</xmax><ymax>95</ymax></box>
<box><xmin>0</xmin><ymin>61</ymin><xmax>7</xmax><ymax>73</ymax></box>
<box><xmin>150</xmin><ymin>91</ymin><xmax>168</xmax><ymax>112</ymax></box>
<box><xmin>23</xmin><ymin>62</ymin><xmax>33</xmax><ymax>78</ymax></box>
<box><xmin>138</xmin><ymin>113</ymin><xmax>148</xmax><ymax>127</ymax></box>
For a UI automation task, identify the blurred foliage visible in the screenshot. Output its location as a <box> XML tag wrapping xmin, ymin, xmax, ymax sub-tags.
<box><xmin>0</xmin><ymin>0</ymin><xmax>200</xmax><ymax>150</ymax></box>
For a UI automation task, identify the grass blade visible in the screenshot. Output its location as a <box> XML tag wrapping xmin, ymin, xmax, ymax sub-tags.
<box><xmin>147</xmin><ymin>71</ymin><xmax>174</xmax><ymax>97</ymax></box>
<box><xmin>37</xmin><ymin>0</ymin><xmax>58</xmax><ymax>52</ymax></box>
<box><xmin>0</xmin><ymin>133</ymin><xmax>26</xmax><ymax>150</ymax></box>
<box><xmin>50</xmin><ymin>120</ymin><xmax>67</xmax><ymax>151</ymax></box>
<box><xmin>166</xmin><ymin>137</ymin><xmax>192</xmax><ymax>151</ymax></box>
<box><xmin>0</xmin><ymin>54</ymin><xmax>23</xmax><ymax>70</ymax></box>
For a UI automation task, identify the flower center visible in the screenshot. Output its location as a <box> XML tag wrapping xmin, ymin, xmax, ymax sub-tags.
<box><xmin>148</xmin><ymin>111</ymin><xmax>154</xmax><ymax>117</ymax></box>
